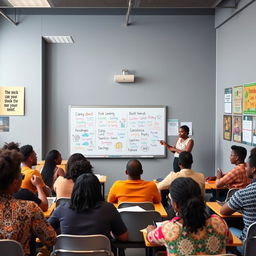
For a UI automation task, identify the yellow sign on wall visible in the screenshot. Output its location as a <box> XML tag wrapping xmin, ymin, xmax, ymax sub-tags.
<box><xmin>0</xmin><ymin>87</ymin><xmax>25</xmax><ymax>115</ymax></box>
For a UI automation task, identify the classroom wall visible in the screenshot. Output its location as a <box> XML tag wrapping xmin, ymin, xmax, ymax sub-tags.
<box><xmin>0</xmin><ymin>10</ymin><xmax>216</xmax><ymax>192</ymax></box>
<box><xmin>215</xmin><ymin>1</ymin><xmax>256</xmax><ymax>171</ymax></box>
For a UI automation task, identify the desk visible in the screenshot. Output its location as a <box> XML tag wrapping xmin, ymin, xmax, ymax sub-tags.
<box><xmin>36</xmin><ymin>160</ymin><xmax>68</xmax><ymax>172</ymax></box>
<box><xmin>206</xmin><ymin>202</ymin><xmax>242</xmax><ymax>218</ymax></box>
<box><xmin>205</xmin><ymin>181</ymin><xmax>228</xmax><ymax>200</ymax></box>
<box><xmin>113</xmin><ymin>203</ymin><xmax>167</xmax><ymax>218</ymax></box>
<box><xmin>44</xmin><ymin>202</ymin><xmax>56</xmax><ymax>218</ymax></box>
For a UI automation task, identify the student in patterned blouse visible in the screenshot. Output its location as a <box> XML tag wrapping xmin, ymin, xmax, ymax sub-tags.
<box><xmin>0</xmin><ymin>149</ymin><xmax>56</xmax><ymax>256</ymax></box>
<box><xmin>146</xmin><ymin>177</ymin><xmax>232</xmax><ymax>256</ymax></box>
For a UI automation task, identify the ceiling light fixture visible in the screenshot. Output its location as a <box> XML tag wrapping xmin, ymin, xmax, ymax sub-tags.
<box><xmin>8</xmin><ymin>0</ymin><xmax>51</xmax><ymax>8</ymax></box>
<box><xmin>43</xmin><ymin>36</ymin><xmax>74</xmax><ymax>44</ymax></box>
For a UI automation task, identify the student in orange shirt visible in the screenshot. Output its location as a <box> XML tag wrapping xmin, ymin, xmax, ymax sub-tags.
<box><xmin>107</xmin><ymin>159</ymin><xmax>161</xmax><ymax>204</ymax></box>
<box><xmin>20</xmin><ymin>144</ymin><xmax>50</xmax><ymax>196</ymax></box>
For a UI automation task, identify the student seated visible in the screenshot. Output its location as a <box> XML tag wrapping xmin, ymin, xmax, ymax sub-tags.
<box><xmin>2</xmin><ymin>142</ymin><xmax>48</xmax><ymax>211</ymax></box>
<box><xmin>220</xmin><ymin>152</ymin><xmax>256</xmax><ymax>255</ymax></box>
<box><xmin>54</xmin><ymin>158</ymin><xmax>93</xmax><ymax>199</ymax></box>
<box><xmin>0</xmin><ymin>149</ymin><xmax>56</xmax><ymax>256</ymax></box>
<box><xmin>48</xmin><ymin>173</ymin><xmax>128</xmax><ymax>242</ymax></box>
<box><xmin>20</xmin><ymin>144</ymin><xmax>50</xmax><ymax>196</ymax></box>
<box><xmin>156</xmin><ymin>151</ymin><xmax>205</xmax><ymax>193</ymax></box>
<box><xmin>107</xmin><ymin>159</ymin><xmax>161</xmax><ymax>204</ymax></box>
<box><xmin>41</xmin><ymin>149</ymin><xmax>65</xmax><ymax>195</ymax></box>
<box><xmin>216</xmin><ymin>145</ymin><xmax>250</xmax><ymax>189</ymax></box>
<box><xmin>147</xmin><ymin>177</ymin><xmax>232</xmax><ymax>256</ymax></box>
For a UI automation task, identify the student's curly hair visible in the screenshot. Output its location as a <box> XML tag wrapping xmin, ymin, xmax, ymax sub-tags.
<box><xmin>65</xmin><ymin>159</ymin><xmax>93</xmax><ymax>182</ymax></box>
<box><xmin>2</xmin><ymin>142</ymin><xmax>20</xmax><ymax>151</ymax></box>
<box><xmin>0</xmin><ymin>149</ymin><xmax>22</xmax><ymax>191</ymax></box>
<box><xmin>20</xmin><ymin>145</ymin><xmax>34</xmax><ymax>162</ymax></box>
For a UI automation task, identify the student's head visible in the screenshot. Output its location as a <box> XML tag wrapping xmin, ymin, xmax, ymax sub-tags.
<box><xmin>67</xmin><ymin>153</ymin><xmax>87</xmax><ymax>173</ymax></box>
<box><xmin>41</xmin><ymin>150</ymin><xmax>62</xmax><ymax>188</ymax></box>
<box><xmin>169</xmin><ymin>177</ymin><xmax>206</xmax><ymax>233</ymax></box>
<box><xmin>65</xmin><ymin>159</ymin><xmax>93</xmax><ymax>182</ymax></box>
<box><xmin>45</xmin><ymin>150</ymin><xmax>62</xmax><ymax>165</ymax></box>
<box><xmin>2</xmin><ymin>142</ymin><xmax>20</xmax><ymax>151</ymax></box>
<box><xmin>0</xmin><ymin>149</ymin><xmax>23</xmax><ymax>193</ymax></box>
<box><xmin>246</xmin><ymin>154</ymin><xmax>256</xmax><ymax>179</ymax></box>
<box><xmin>126</xmin><ymin>159</ymin><xmax>143</xmax><ymax>179</ymax></box>
<box><xmin>70</xmin><ymin>173</ymin><xmax>103</xmax><ymax>213</ymax></box>
<box><xmin>250</xmin><ymin>147</ymin><xmax>256</xmax><ymax>157</ymax></box>
<box><xmin>178</xmin><ymin>151</ymin><xmax>193</xmax><ymax>169</ymax></box>
<box><xmin>230</xmin><ymin>145</ymin><xmax>247</xmax><ymax>164</ymax></box>
<box><xmin>179</xmin><ymin>125</ymin><xmax>189</xmax><ymax>138</ymax></box>
<box><xmin>20</xmin><ymin>144</ymin><xmax>37</xmax><ymax>166</ymax></box>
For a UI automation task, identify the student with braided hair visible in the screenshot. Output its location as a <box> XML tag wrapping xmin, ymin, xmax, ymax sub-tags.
<box><xmin>147</xmin><ymin>177</ymin><xmax>232</xmax><ymax>256</ymax></box>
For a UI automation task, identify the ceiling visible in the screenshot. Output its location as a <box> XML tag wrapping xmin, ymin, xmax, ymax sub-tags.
<box><xmin>0</xmin><ymin>0</ymin><xmax>227</xmax><ymax>9</ymax></box>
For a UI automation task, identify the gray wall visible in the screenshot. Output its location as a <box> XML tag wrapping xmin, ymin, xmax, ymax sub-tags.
<box><xmin>0</xmin><ymin>11</ymin><xmax>216</xmax><ymax>192</ymax></box>
<box><xmin>216</xmin><ymin>1</ymin><xmax>256</xmax><ymax>172</ymax></box>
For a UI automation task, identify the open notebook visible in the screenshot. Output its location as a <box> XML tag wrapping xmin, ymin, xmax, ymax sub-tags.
<box><xmin>47</xmin><ymin>197</ymin><xmax>56</xmax><ymax>207</ymax></box>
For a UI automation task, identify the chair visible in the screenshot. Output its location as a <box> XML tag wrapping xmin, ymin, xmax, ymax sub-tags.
<box><xmin>51</xmin><ymin>234</ymin><xmax>113</xmax><ymax>256</ymax></box>
<box><xmin>113</xmin><ymin>210</ymin><xmax>162</xmax><ymax>256</ymax></box>
<box><xmin>0</xmin><ymin>239</ymin><xmax>24</xmax><ymax>256</ymax></box>
<box><xmin>118</xmin><ymin>202</ymin><xmax>154</xmax><ymax>210</ymax></box>
<box><xmin>225</xmin><ymin>188</ymin><xmax>239</xmax><ymax>202</ymax></box>
<box><xmin>56</xmin><ymin>198</ymin><xmax>71</xmax><ymax>207</ymax></box>
<box><xmin>244</xmin><ymin>221</ymin><xmax>256</xmax><ymax>256</ymax></box>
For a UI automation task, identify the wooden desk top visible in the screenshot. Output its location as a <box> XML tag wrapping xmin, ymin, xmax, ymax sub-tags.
<box><xmin>44</xmin><ymin>202</ymin><xmax>56</xmax><ymax>218</ymax></box>
<box><xmin>206</xmin><ymin>202</ymin><xmax>242</xmax><ymax>218</ymax></box>
<box><xmin>113</xmin><ymin>203</ymin><xmax>167</xmax><ymax>218</ymax></box>
<box><xmin>98</xmin><ymin>175</ymin><xmax>107</xmax><ymax>184</ymax></box>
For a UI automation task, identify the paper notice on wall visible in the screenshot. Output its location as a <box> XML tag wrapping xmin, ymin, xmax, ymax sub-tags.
<box><xmin>224</xmin><ymin>88</ymin><xmax>232</xmax><ymax>114</ymax></box>
<box><xmin>167</xmin><ymin>119</ymin><xmax>179</xmax><ymax>136</ymax></box>
<box><xmin>0</xmin><ymin>87</ymin><xmax>25</xmax><ymax>115</ymax></box>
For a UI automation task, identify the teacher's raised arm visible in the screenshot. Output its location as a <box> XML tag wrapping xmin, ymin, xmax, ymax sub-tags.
<box><xmin>160</xmin><ymin>125</ymin><xmax>194</xmax><ymax>172</ymax></box>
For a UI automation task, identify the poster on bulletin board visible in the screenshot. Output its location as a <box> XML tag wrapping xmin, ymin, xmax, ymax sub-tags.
<box><xmin>244</xmin><ymin>83</ymin><xmax>256</xmax><ymax>115</ymax></box>
<box><xmin>223</xmin><ymin>115</ymin><xmax>232</xmax><ymax>141</ymax></box>
<box><xmin>233</xmin><ymin>86</ymin><xmax>243</xmax><ymax>114</ymax></box>
<box><xmin>224</xmin><ymin>88</ymin><xmax>232</xmax><ymax>114</ymax></box>
<box><xmin>233</xmin><ymin>116</ymin><xmax>242</xmax><ymax>143</ymax></box>
<box><xmin>242</xmin><ymin>115</ymin><xmax>253</xmax><ymax>145</ymax></box>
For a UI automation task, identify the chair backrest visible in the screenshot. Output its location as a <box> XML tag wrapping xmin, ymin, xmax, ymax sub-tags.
<box><xmin>51</xmin><ymin>234</ymin><xmax>112</xmax><ymax>256</ymax></box>
<box><xmin>0</xmin><ymin>239</ymin><xmax>24</xmax><ymax>256</ymax></box>
<box><xmin>244</xmin><ymin>221</ymin><xmax>256</xmax><ymax>256</ymax></box>
<box><xmin>56</xmin><ymin>198</ymin><xmax>71</xmax><ymax>207</ymax></box>
<box><xmin>118</xmin><ymin>202</ymin><xmax>154</xmax><ymax>210</ymax></box>
<box><xmin>119</xmin><ymin>210</ymin><xmax>162</xmax><ymax>242</ymax></box>
<box><xmin>225</xmin><ymin>188</ymin><xmax>239</xmax><ymax>202</ymax></box>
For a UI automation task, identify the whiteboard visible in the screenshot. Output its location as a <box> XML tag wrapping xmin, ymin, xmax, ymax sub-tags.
<box><xmin>69</xmin><ymin>106</ymin><xmax>166</xmax><ymax>158</ymax></box>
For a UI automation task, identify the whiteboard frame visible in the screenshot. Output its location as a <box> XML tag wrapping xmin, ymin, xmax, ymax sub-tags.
<box><xmin>69</xmin><ymin>105</ymin><xmax>167</xmax><ymax>158</ymax></box>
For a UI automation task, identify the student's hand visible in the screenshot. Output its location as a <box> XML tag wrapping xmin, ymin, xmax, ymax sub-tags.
<box><xmin>216</xmin><ymin>168</ymin><xmax>223</xmax><ymax>179</ymax></box>
<box><xmin>31</xmin><ymin>175</ymin><xmax>43</xmax><ymax>187</ymax></box>
<box><xmin>146</xmin><ymin>225</ymin><xmax>157</xmax><ymax>233</ymax></box>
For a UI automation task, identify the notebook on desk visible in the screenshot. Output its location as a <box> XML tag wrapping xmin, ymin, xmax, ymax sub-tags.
<box><xmin>216</xmin><ymin>200</ymin><xmax>225</xmax><ymax>206</ymax></box>
<box><xmin>47</xmin><ymin>197</ymin><xmax>56</xmax><ymax>207</ymax></box>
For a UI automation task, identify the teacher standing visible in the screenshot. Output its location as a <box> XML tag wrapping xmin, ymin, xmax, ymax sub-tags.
<box><xmin>160</xmin><ymin>125</ymin><xmax>194</xmax><ymax>172</ymax></box>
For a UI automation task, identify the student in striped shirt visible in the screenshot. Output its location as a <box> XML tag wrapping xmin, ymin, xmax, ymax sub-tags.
<box><xmin>221</xmin><ymin>152</ymin><xmax>256</xmax><ymax>254</ymax></box>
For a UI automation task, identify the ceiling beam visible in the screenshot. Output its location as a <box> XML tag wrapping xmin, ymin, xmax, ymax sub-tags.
<box><xmin>0</xmin><ymin>9</ymin><xmax>18</xmax><ymax>25</ymax></box>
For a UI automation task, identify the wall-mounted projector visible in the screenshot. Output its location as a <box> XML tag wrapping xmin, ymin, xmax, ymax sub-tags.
<box><xmin>114</xmin><ymin>69</ymin><xmax>135</xmax><ymax>83</ymax></box>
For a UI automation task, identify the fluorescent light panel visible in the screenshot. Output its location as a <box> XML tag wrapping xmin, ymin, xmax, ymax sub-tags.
<box><xmin>8</xmin><ymin>0</ymin><xmax>50</xmax><ymax>7</ymax></box>
<box><xmin>43</xmin><ymin>36</ymin><xmax>74</xmax><ymax>44</ymax></box>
